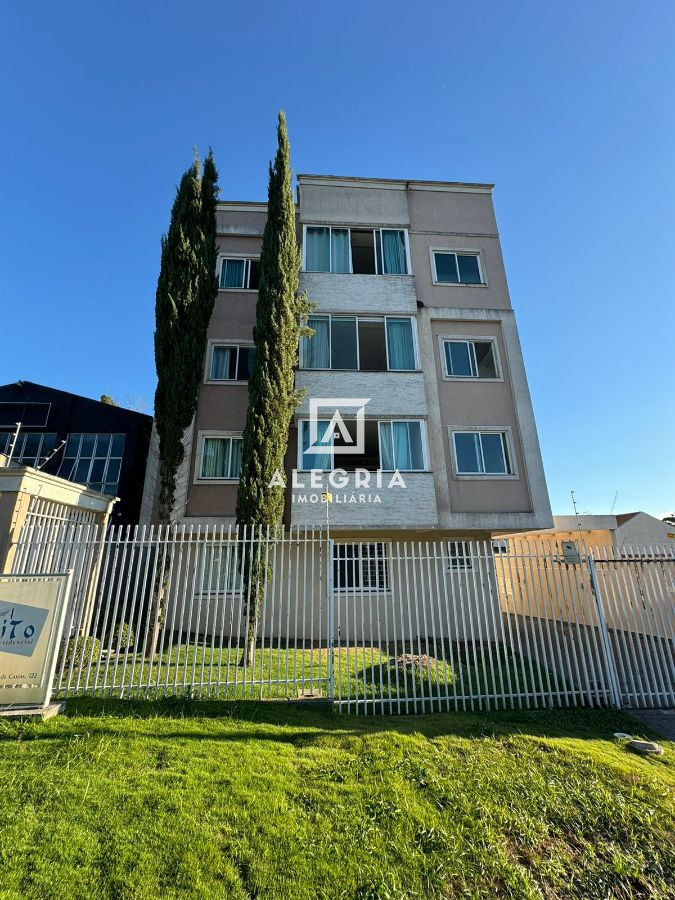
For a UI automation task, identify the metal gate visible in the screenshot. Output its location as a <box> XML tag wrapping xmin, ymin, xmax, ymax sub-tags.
<box><xmin>8</xmin><ymin>521</ymin><xmax>675</xmax><ymax>713</ymax></box>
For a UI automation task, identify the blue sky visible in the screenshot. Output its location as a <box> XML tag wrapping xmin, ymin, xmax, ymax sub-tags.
<box><xmin>1</xmin><ymin>1</ymin><xmax>673</xmax><ymax>517</ymax></box>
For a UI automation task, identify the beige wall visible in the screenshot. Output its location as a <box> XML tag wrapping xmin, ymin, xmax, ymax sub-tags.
<box><xmin>430</xmin><ymin>318</ymin><xmax>532</xmax><ymax>514</ymax></box>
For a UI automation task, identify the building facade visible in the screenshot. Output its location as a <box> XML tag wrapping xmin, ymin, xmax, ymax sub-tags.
<box><xmin>0</xmin><ymin>381</ymin><xmax>152</xmax><ymax>524</ymax></box>
<box><xmin>142</xmin><ymin>174</ymin><xmax>552</xmax><ymax>538</ymax></box>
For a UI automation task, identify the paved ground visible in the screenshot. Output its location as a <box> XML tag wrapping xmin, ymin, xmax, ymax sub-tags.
<box><xmin>627</xmin><ymin>709</ymin><xmax>675</xmax><ymax>741</ymax></box>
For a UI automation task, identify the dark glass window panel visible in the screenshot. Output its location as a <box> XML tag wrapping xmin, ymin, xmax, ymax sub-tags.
<box><xmin>58</xmin><ymin>459</ymin><xmax>75</xmax><ymax>480</ymax></box>
<box><xmin>95</xmin><ymin>434</ymin><xmax>111</xmax><ymax>458</ymax></box>
<box><xmin>105</xmin><ymin>458</ymin><xmax>122</xmax><ymax>484</ymax></box>
<box><xmin>80</xmin><ymin>434</ymin><xmax>95</xmax><ymax>457</ymax></box>
<box><xmin>74</xmin><ymin>459</ymin><xmax>91</xmax><ymax>483</ymax></box>
<box><xmin>64</xmin><ymin>434</ymin><xmax>80</xmax><ymax>457</ymax></box>
<box><xmin>454</xmin><ymin>433</ymin><xmax>481</xmax><ymax>473</ymax></box>
<box><xmin>237</xmin><ymin>348</ymin><xmax>255</xmax><ymax>380</ymax></box>
<box><xmin>445</xmin><ymin>341</ymin><xmax>473</xmax><ymax>376</ymax></box>
<box><xmin>434</xmin><ymin>253</ymin><xmax>459</xmax><ymax>283</ymax></box>
<box><xmin>41</xmin><ymin>433</ymin><xmax>57</xmax><ymax>454</ymax></box>
<box><xmin>474</xmin><ymin>342</ymin><xmax>497</xmax><ymax>377</ymax></box>
<box><xmin>457</xmin><ymin>254</ymin><xmax>482</xmax><ymax>284</ymax></box>
<box><xmin>89</xmin><ymin>483</ymin><xmax>103</xmax><ymax>493</ymax></box>
<box><xmin>350</xmin><ymin>230</ymin><xmax>376</xmax><ymax>274</ymax></box>
<box><xmin>330</xmin><ymin>317</ymin><xmax>358</xmax><ymax>369</ymax></box>
<box><xmin>23</xmin><ymin>433</ymin><xmax>42</xmax><ymax>457</ymax></box>
<box><xmin>103</xmin><ymin>483</ymin><xmax>117</xmax><ymax>496</ymax></box>
<box><xmin>111</xmin><ymin>434</ymin><xmax>125</xmax><ymax>457</ymax></box>
<box><xmin>357</xmin><ymin>320</ymin><xmax>387</xmax><ymax>371</ymax></box>
<box><xmin>248</xmin><ymin>259</ymin><xmax>260</xmax><ymax>289</ymax></box>
<box><xmin>90</xmin><ymin>459</ymin><xmax>106</xmax><ymax>482</ymax></box>
<box><xmin>481</xmin><ymin>433</ymin><xmax>508</xmax><ymax>474</ymax></box>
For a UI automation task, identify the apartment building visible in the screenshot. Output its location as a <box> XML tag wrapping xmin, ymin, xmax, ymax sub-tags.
<box><xmin>141</xmin><ymin>174</ymin><xmax>552</xmax><ymax>538</ymax></box>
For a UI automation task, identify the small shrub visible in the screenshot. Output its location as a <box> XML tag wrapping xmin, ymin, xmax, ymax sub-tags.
<box><xmin>111</xmin><ymin>623</ymin><xmax>135</xmax><ymax>651</ymax></box>
<box><xmin>61</xmin><ymin>636</ymin><xmax>101</xmax><ymax>671</ymax></box>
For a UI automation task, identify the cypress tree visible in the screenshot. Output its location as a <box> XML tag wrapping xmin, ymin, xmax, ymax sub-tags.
<box><xmin>149</xmin><ymin>150</ymin><xmax>219</xmax><ymax>656</ymax></box>
<box><xmin>154</xmin><ymin>150</ymin><xmax>219</xmax><ymax>523</ymax></box>
<box><xmin>236</xmin><ymin>112</ymin><xmax>311</xmax><ymax>665</ymax></box>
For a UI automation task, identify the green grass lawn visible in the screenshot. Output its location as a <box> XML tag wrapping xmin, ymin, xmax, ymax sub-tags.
<box><xmin>1</xmin><ymin>702</ymin><xmax>673</xmax><ymax>899</ymax></box>
<box><xmin>58</xmin><ymin>641</ymin><xmax>551</xmax><ymax>712</ymax></box>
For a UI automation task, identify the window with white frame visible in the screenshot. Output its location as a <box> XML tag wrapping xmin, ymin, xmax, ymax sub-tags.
<box><xmin>333</xmin><ymin>543</ymin><xmax>389</xmax><ymax>591</ymax></box>
<box><xmin>298</xmin><ymin>419</ymin><xmax>426</xmax><ymax>472</ymax></box>
<box><xmin>0</xmin><ymin>432</ymin><xmax>57</xmax><ymax>467</ymax></box>
<box><xmin>303</xmin><ymin>226</ymin><xmax>410</xmax><ymax>275</ymax></box>
<box><xmin>442</xmin><ymin>339</ymin><xmax>498</xmax><ymax>378</ymax></box>
<box><xmin>209</xmin><ymin>344</ymin><xmax>255</xmax><ymax>381</ymax></box>
<box><xmin>199</xmin><ymin>436</ymin><xmax>243</xmax><ymax>480</ymax></box>
<box><xmin>452</xmin><ymin>431</ymin><xmax>511</xmax><ymax>476</ymax></box>
<box><xmin>58</xmin><ymin>433</ymin><xmax>125</xmax><ymax>495</ymax></box>
<box><xmin>219</xmin><ymin>257</ymin><xmax>260</xmax><ymax>289</ymax></box>
<box><xmin>300</xmin><ymin>315</ymin><xmax>416</xmax><ymax>371</ymax></box>
<box><xmin>432</xmin><ymin>251</ymin><xmax>483</xmax><ymax>285</ymax></box>
<box><xmin>196</xmin><ymin>544</ymin><xmax>244</xmax><ymax>594</ymax></box>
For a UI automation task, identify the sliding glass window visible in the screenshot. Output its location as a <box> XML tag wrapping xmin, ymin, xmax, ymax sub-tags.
<box><xmin>300</xmin><ymin>315</ymin><xmax>416</xmax><ymax>371</ymax></box>
<box><xmin>303</xmin><ymin>226</ymin><xmax>409</xmax><ymax>274</ymax></box>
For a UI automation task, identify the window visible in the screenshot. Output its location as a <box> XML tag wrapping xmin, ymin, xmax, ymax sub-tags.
<box><xmin>379</xmin><ymin>421</ymin><xmax>425</xmax><ymax>471</ymax></box>
<box><xmin>0</xmin><ymin>432</ymin><xmax>57</xmax><ymax>467</ymax></box>
<box><xmin>303</xmin><ymin>226</ymin><xmax>409</xmax><ymax>275</ymax></box>
<box><xmin>443</xmin><ymin>339</ymin><xmax>497</xmax><ymax>378</ymax></box>
<box><xmin>300</xmin><ymin>315</ymin><xmax>416</xmax><ymax>371</ymax></box>
<box><xmin>209</xmin><ymin>344</ymin><xmax>255</xmax><ymax>381</ymax></box>
<box><xmin>199</xmin><ymin>436</ymin><xmax>242</xmax><ymax>480</ymax></box>
<box><xmin>453</xmin><ymin>431</ymin><xmax>511</xmax><ymax>475</ymax></box>
<box><xmin>219</xmin><ymin>257</ymin><xmax>260</xmax><ymax>289</ymax></box>
<box><xmin>298</xmin><ymin>419</ymin><xmax>426</xmax><ymax>472</ymax></box>
<box><xmin>433</xmin><ymin>251</ymin><xmax>483</xmax><ymax>285</ymax></box>
<box><xmin>333</xmin><ymin>544</ymin><xmax>389</xmax><ymax>591</ymax></box>
<box><xmin>447</xmin><ymin>542</ymin><xmax>473</xmax><ymax>570</ymax></box>
<box><xmin>58</xmin><ymin>433</ymin><xmax>125</xmax><ymax>495</ymax></box>
<box><xmin>196</xmin><ymin>545</ymin><xmax>243</xmax><ymax>594</ymax></box>
<box><xmin>0</xmin><ymin>402</ymin><xmax>51</xmax><ymax>428</ymax></box>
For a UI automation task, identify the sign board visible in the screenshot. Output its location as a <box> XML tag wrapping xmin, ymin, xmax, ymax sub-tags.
<box><xmin>0</xmin><ymin>572</ymin><xmax>71</xmax><ymax>708</ymax></box>
<box><xmin>561</xmin><ymin>541</ymin><xmax>582</xmax><ymax>565</ymax></box>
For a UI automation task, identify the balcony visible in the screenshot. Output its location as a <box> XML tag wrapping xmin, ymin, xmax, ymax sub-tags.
<box><xmin>289</xmin><ymin>471</ymin><xmax>438</xmax><ymax>530</ymax></box>
<box><xmin>299</xmin><ymin>273</ymin><xmax>417</xmax><ymax>315</ymax></box>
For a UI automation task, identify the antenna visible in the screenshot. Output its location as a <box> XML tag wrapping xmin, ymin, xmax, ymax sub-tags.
<box><xmin>570</xmin><ymin>489</ymin><xmax>588</xmax><ymax>554</ymax></box>
<box><xmin>610</xmin><ymin>490</ymin><xmax>619</xmax><ymax>515</ymax></box>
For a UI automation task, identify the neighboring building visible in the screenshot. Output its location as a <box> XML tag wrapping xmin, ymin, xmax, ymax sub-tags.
<box><xmin>0</xmin><ymin>381</ymin><xmax>152</xmax><ymax>524</ymax></box>
<box><xmin>499</xmin><ymin>512</ymin><xmax>675</xmax><ymax>555</ymax></box>
<box><xmin>142</xmin><ymin>174</ymin><xmax>552</xmax><ymax>538</ymax></box>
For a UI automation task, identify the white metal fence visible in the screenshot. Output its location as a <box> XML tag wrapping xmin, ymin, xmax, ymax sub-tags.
<box><xmin>9</xmin><ymin>522</ymin><xmax>675</xmax><ymax>714</ymax></box>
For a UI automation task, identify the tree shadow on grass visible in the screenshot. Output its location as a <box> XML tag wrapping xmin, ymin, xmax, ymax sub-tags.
<box><xmin>0</xmin><ymin>694</ymin><xmax>663</xmax><ymax>748</ymax></box>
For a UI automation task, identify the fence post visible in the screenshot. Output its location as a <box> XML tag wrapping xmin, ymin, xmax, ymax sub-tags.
<box><xmin>327</xmin><ymin>535</ymin><xmax>335</xmax><ymax>703</ymax></box>
<box><xmin>586</xmin><ymin>551</ymin><xmax>623</xmax><ymax>708</ymax></box>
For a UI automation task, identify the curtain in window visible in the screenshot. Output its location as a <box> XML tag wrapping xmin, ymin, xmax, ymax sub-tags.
<box><xmin>379</xmin><ymin>423</ymin><xmax>394</xmax><ymax>470</ymax></box>
<box><xmin>202</xmin><ymin>438</ymin><xmax>228</xmax><ymax>478</ymax></box>
<box><xmin>386</xmin><ymin>318</ymin><xmax>415</xmax><ymax>370</ymax></box>
<box><xmin>229</xmin><ymin>439</ymin><xmax>243</xmax><ymax>477</ymax></box>
<box><xmin>301</xmin><ymin>420</ymin><xmax>332</xmax><ymax>470</ymax></box>
<box><xmin>221</xmin><ymin>259</ymin><xmax>246</xmax><ymax>288</ymax></box>
<box><xmin>393</xmin><ymin>422</ymin><xmax>412</xmax><ymax>469</ymax></box>
<box><xmin>305</xmin><ymin>227</ymin><xmax>330</xmax><ymax>272</ymax></box>
<box><xmin>302</xmin><ymin>316</ymin><xmax>330</xmax><ymax>368</ymax></box>
<box><xmin>211</xmin><ymin>346</ymin><xmax>234</xmax><ymax>379</ymax></box>
<box><xmin>381</xmin><ymin>230</ymin><xmax>407</xmax><ymax>274</ymax></box>
<box><xmin>331</xmin><ymin>228</ymin><xmax>350</xmax><ymax>273</ymax></box>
